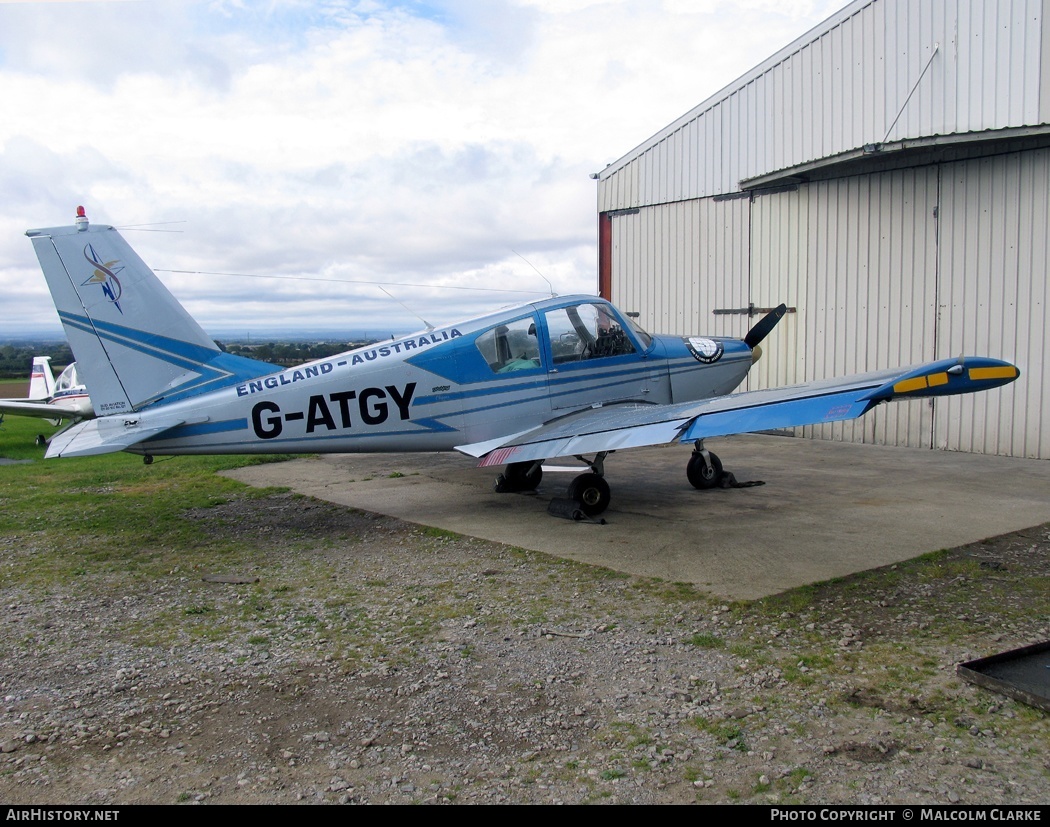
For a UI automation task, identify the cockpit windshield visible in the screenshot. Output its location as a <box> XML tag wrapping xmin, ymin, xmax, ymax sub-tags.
<box><xmin>622</xmin><ymin>313</ymin><xmax>652</xmax><ymax>350</ymax></box>
<box><xmin>544</xmin><ymin>301</ymin><xmax>646</xmax><ymax>363</ymax></box>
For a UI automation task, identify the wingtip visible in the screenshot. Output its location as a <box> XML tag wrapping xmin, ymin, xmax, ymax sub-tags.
<box><xmin>863</xmin><ymin>358</ymin><xmax>1020</xmax><ymax>402</ymax></box>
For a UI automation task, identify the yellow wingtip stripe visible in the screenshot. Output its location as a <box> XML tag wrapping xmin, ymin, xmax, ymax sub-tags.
<box><xmin>969</xmin><ymin>366</ymin><xmax>1018</xmax><ymax>381</ymax></box>
<box><xmin>893</xmin><ymin>376</ymin><xmax>928</xmax><ymax>394</ymax></box>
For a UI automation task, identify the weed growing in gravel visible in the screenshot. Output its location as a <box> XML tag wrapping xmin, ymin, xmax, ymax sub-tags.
<box><xmin>729</xmin><ymin>644</ymin><xmax>769</xmax><ymax>664</ymax></box>
<box><xmin>686</xmin><ymin>632</ymin><xmax>725</xmax><ymax>648</ymax></box>
<box><xmin>779</xmin><ymin>652</ymin><xmax>833</xmax><ymax>685</ymax></box>
<box><xmin>690</xmin><ymin>716</ymin><xmax>749</xmax><ymax>751</ymax></box>
<box><xmin>421</xmin><ymin>527</ymin><xmax>457</xmax><ymax>540</ymax></box>
<box><xmin>783</xmin><ymin>767</ymin><xmax>813</xmax><ymax>790</ymax></box>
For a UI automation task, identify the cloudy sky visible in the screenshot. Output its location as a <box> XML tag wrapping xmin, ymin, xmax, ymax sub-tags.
<box><xmin>0</xmin><ymin>0</ymin><xmax>843</xmax><ymax>340</ymax></box>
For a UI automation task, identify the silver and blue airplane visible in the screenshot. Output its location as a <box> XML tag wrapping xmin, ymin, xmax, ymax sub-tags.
<box><xmin>24</xmin><ymin>207</ymin><xmax>1020</xmax><ymax>516</ymax></box>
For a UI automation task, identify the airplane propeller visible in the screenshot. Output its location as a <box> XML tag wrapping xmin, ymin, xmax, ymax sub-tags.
<box><xmin>742</xmin><ymin>303</ymin><xmax>788</xmax><ymax>364</ymax></box>
<box><xmin>744</xmin><ymin>303</ymin><xmax>788</xmax><ymax>349</ymax></box>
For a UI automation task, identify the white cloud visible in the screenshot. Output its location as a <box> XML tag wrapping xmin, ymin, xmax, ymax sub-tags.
<box><xmin>0</xmin><ymin>0</ymin><xmax>844</xmax><ymax>337</ymax></box>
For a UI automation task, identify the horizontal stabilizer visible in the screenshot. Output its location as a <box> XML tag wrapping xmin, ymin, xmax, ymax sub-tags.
<box><xmin>44</xmin><ymin>414</ymin><xmax>202</xmax><ymax>459</ymax></box>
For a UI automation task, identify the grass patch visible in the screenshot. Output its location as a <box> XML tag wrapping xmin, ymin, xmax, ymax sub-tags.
<box><xmin>690</xmin><ymin>716</ymin><xmax>749</xmax><ymax>751</ymax></box>
<box><xmin>0</xmin><ymin>416</ymin><xmax>305</xmax><ymax>591</ymax></box>
<box><xmin>421</xmin><ymin>527</ymin><xmax>460</xmax><ymax>540</ymax></box>
<box><xmin>632</xmin><ymin>578</ymin><xmax>711</xmax><ymax>603</ymax></box>
<box><xmin>780</xmin><ymin>652</ymin><xmax>834</xmax><ymax>685</ymax></box>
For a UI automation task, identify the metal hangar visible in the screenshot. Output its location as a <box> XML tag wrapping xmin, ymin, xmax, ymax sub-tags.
<box><xmin>595</xmin><ymin>0</ymin><xmax>1049</xmax><ymax>459</ymax></box>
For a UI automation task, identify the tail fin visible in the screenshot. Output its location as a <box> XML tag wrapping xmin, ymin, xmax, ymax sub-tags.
<box><xmin>26</xmin><ymin>207</ymin><xmax>273</xmax><ymax>414</ymax></box>
<box><xmin>27</xmin><ymin>356</ymin><xmax>56</xmax><ymax>401</ymax></box>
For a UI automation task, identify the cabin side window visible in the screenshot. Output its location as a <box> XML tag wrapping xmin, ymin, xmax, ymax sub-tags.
<box><xmin>475</xmin><ymin>317</ymin><xmax>542</xmax><ymax>374</ymax></box>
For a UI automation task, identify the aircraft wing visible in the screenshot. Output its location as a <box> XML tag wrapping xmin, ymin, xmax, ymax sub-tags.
<box><xmin>457</xmin><ymin>357</ymin><xmax>1020</xmax><ymax>467</ymax></box>
<box><xmin>0</xmin><ymin>400</ymin><xmax>77</xmax><ymax>420</ymax></box>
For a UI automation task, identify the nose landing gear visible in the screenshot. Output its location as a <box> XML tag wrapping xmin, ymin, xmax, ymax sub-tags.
<box><xmin>686</xmin><ymin>443</ymin><xmax>723</xmax><ymax>489</ymax></box>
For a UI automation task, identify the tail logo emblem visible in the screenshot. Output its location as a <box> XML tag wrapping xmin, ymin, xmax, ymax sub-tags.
<box><xmin>81</xmin><ymin>243</ymin><xmax>124</xmax><ymax>313</ymax></box>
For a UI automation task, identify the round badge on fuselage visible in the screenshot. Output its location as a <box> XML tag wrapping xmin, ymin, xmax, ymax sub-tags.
<box><xmin>685</xmin><ymin>337</ymin><xmax>724</xmax><ymax>364</ymax></box>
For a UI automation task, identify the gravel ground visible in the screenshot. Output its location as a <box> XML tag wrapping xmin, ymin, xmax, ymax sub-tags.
<box><xmin>1</xmin><ymin>492</ymin><xmax>1048</xmax><ymax>805</ymax></box>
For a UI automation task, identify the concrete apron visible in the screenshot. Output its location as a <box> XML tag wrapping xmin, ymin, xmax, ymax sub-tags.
<box><xmin>222</xmin><ymin>433</ymin><xmax>1050</xmax><ymax>601</ymax></box>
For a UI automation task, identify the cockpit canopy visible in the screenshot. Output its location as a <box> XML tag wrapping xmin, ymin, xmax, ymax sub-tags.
<box><xmin>54</xmin><ymin>363</ymin><xmax>80</xmax><ymax>392</ymax></box>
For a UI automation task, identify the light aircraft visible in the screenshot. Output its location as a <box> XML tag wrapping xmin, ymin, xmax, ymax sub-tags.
<box><xmin>24</xmin><ymin>207</ymin><xmax>1020</xmax><ymax>517</ymax></box>
<box><xmin>0</xmin><ymin>356</ymin><xmax>93</xmax><ymax>445</ymax></box>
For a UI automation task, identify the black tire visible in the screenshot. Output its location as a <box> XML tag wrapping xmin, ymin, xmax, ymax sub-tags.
<box><xmin>494</xmin><ymin>461</ymin><xmax>542</xmax><ymax>493</ymax></box>
<box><xmin>35</xmin><ymin>434</ymin><xmax>46</xmax><ymax>447</ymax></box>
<box><xmin>687</xmin><ymin>451</ymin><xmax>723</xmax><ymax>489</ymax></box>
<box><xmin>567</xmin><ymin>472</ymin><xmax>611</xmax><ymax>516</ymax></box>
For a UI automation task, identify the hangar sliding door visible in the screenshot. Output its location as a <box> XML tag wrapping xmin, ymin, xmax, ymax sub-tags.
<box><xmin>751</xmin><ymin>168</ymin><xmax>940</xmax><ymax>448</ymax></box>
<box><xmin>936</xmin><ymin>150</ymin><xmax>1049</xmax><ymax>459</ymax></box>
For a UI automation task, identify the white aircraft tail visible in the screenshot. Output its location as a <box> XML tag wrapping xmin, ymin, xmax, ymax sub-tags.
<box><xmin>27</xmin><ymin>356</ymin><xmax>56</xmax><ymax>401</ymax></box>
<box><xmin>26</xmin><ymin>207</ymin><xmax>273</xmax><ymax>415</ymax></box>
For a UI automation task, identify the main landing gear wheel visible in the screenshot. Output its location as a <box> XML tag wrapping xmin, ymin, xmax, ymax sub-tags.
<box><xmin>687</xmin><ymin>450</ymin><xmax>723</xmax><ymax>489</ymax></box>
<box><xmin>494</xmin><ymin>461</ymin><xmax>542</xmax><ymax>493</ymax></box>
<box><xmin>35</xmin><ymin>434</ymin><xmax>46</xmax><ymax>447</ymax></box>
<box><xmin>567</xmin><ymin>472</ymin><xmax>611</xmax><ymax>517</ymax></box>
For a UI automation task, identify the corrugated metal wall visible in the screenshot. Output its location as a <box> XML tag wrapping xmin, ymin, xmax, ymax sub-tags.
<box><xmin>610</xmin><ymin>198</ymin><xmax>748</xmax><ymax>340</ymax></box>
<box><xmin>598</xmin><ymin>0</ymin><xmax>1048</xmax><ymax>211</ymax></box>
<box><xmin>608</xmin><ymin>149</ymin><xmax>1048</xmax><ymax>457</ymax></box>
<box><xmin>936</xmin><ymin>149</ymin><xmax>1050</xmax><ymax>458</ymax></box>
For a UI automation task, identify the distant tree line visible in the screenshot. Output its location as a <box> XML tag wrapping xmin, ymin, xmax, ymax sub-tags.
<box><xmin>224</xmin><ymin>339</ymin><xmax>378</xmax><ymax>366</ymax></box>
<box><xmin>0</xmin><ymin>343</ymin><xmax>73</xmax><ymax>378</ymax></box>
<box><xmin>0</xmin><ymin>339</ymin><xmax>378</xmax><ymax>378</ymax></box>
